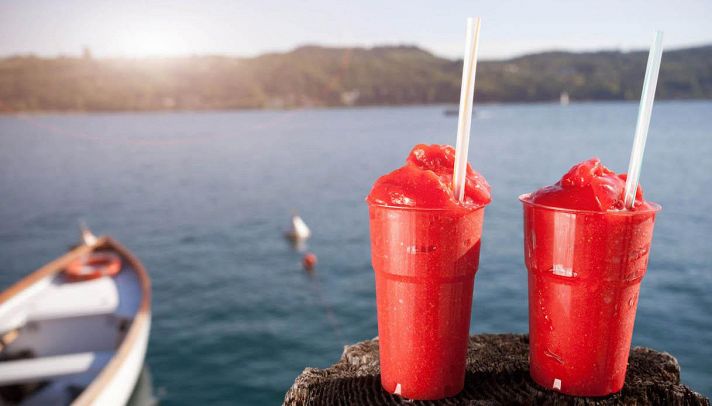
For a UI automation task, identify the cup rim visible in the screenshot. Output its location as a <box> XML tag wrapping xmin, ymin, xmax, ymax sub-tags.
<box><xmin>518</xmin><ymin>193</ymin><xmax>661</xmax><ymax>215</ymax></box>
<box><xmin>365</xmin><ymin>198</ymin><xmax>489</xmax><ymax>212</ymax></box>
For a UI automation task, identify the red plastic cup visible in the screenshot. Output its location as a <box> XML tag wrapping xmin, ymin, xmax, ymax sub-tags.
<box><xmin>520</xmin><ymin>194</ymin><xmax>660</xmax><ymax>396</ymax></box>
<box><xmin>368</xmin><ymin>203</ymin><xmax>487</xmax><ymax>400</ymax></box>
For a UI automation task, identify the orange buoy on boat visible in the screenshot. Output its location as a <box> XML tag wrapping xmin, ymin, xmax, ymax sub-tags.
<box><xmin>303</xmin><ymin>252</ymin><xmax>317</xmax><ymax>271</ymax></box>
<box><xmin>65</xmin><ymin>252</ymin><xmax>122</xmax><ymax>281</ymax></box>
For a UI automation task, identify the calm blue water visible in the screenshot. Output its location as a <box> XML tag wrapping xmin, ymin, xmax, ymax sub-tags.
<box><xmin>1</xmin><ymin>102</ymin><xmax>710</xmax><ymax>404</ymax></box>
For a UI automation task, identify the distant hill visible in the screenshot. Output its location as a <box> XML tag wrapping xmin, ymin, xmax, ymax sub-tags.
<box><xmin>0</xmin><ymin>44</ymin><xmax>711</xmax><ymax>112</ymax></box>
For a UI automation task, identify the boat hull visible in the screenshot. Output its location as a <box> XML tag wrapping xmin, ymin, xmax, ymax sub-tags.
<box><xmin>73</xmin><ymin>237</ymin><xmax>152</xmax><ymax>406</ymax></box>
<box><xmin>78</xmin><ymin>315</ymin><xmax>150</xmax><ymax>406</ymax></box>
<box><xmin>0</xmin><ymin>237</ymin><xmax>152</xmax><ymax>406</ymax></box>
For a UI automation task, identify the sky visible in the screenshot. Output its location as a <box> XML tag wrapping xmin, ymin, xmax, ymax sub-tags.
<box><xmin>1</xmin><ymin>0</ymin><xmax>711</xmax><ymax>60</ymax></box>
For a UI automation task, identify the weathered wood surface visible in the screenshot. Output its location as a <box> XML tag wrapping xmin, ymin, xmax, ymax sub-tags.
<box><xmin>284</xmin><ymin>334</ymin><xmax>709</xmax><ymax>405</ymax></box>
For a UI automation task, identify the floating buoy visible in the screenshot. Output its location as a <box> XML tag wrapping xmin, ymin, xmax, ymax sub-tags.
<box><xmin>285</xmin><ymin>215</ymin><xmax>311</xmax><ymax>242</ymax></box>
<box><xmin>303</xmin><ymin>252</ymin><xmax>317</xmax><ymax>271</ymax></box>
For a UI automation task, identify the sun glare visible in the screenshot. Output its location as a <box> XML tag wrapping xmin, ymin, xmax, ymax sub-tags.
<box><xmin>110</xmin><ymin>22</ymin><xmax>188</xmax><ymax>58</ymax></box>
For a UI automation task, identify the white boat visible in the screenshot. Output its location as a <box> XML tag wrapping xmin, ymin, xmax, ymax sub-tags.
<box><xmin>285</xmin><ymin>215</ymin><xmax>311</xmax><ymax>241</ymax></box>
<box><xmin>0</xmin><ymin>233</ymin><xmax>151</xmax><ymax>406</ymax></box>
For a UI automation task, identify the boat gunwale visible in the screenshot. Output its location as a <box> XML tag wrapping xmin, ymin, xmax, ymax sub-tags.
<box><xmin>0</xmin><ymin>236</ymin><xmax>152</xmax><ymax>406</ymax></box>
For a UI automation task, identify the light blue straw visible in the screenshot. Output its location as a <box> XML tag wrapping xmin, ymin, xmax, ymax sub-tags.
<box><xmin>624</xmin><ymin>31</ymin><xmax>664</xmax><ymax>209</ymax></box>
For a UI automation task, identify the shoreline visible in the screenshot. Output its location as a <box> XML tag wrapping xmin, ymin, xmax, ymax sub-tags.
<box><xmin>1</xmin><ymin>98</ymin><xmax>710</xmax><ymax>118</ymax></box>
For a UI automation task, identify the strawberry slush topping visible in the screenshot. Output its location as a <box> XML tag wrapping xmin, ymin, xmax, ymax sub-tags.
<box><xmin>367</xmin><ymin>144</ymin><xmax>491</xmax><ymax>209</ymax></box>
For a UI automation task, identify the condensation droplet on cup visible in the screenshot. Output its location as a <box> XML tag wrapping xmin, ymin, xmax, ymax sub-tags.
<box><xmin>544</xmin><ymin>315</ymin><xmax>554</xmax><ymax>331</ymax></box>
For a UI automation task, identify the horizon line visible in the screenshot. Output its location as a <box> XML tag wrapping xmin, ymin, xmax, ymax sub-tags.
<box><xmin>1</xmin><ymin>41</ymin><xmax>710</xmax><ymax>62</ymax></box>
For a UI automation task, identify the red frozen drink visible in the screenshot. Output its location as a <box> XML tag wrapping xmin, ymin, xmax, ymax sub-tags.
<box><xmin>520</xmin><ymin>158</ymin><xmax>660</xmax><ymax>396</ymax></box>
<box><xmin>367</xmin><ymin>144</ymin><xmax>491</xmax><ymax>400</ymax></box>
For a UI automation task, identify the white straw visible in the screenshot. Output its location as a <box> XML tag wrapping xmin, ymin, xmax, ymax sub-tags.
<box><xmin>453</xmin><ymin>17</ymin><xmax>482</xmax><ymax>203</ymax></box>
<box><xmin>624</xmin><ymin>31</ymin><xmax>664</xmax><ymax>209</ymax></box>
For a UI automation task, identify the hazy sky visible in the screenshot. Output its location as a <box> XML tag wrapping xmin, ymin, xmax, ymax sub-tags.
<box><xmin>1</xmin><ymin>0</ymin><xmax>711</xmax><ymax>59</ymax></box>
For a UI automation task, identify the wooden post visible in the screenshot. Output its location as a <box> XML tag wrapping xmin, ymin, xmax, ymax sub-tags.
<box><xmin>284</xmin><ymin>334</ymin><xmax>709</xmax><ymax>405</ymax></box>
